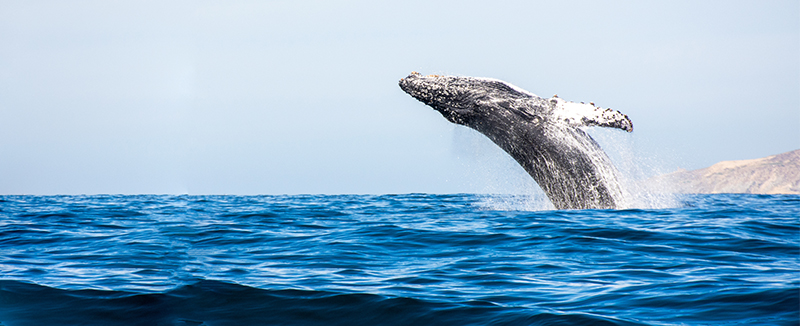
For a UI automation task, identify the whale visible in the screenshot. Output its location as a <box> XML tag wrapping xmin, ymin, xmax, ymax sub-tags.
<box><xmin>398</xmin><ymin>72</ymin><xmax>633</xmax><ymax>209</ymax></box>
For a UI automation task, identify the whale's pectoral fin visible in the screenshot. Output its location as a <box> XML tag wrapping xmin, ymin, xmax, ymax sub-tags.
<box><xmin>550</xmin><ymin>97</ymin><xmax>633</xmax><ymax>132</ymax></box>
<box><xmin>579</xmin><ymin>108</ymin><xmax>633</xmax><ymax>132</ymax></box>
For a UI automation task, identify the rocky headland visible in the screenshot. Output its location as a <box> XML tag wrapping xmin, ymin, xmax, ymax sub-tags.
<box><xmin>651</xmin><ymin>149</ymin><xmax>800</xmax><ymax>194</ymax></box>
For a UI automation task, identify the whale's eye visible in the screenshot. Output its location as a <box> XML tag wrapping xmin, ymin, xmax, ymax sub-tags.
<box><xmin>495</xmin><ymin>101</ymin><xmax>512</xmax><ymax>110</ymax></box>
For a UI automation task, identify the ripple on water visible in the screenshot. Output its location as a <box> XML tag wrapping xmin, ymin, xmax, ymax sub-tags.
<box><xmin>0</xmin><ymin>194</ymin><xmax>797</xmax><ymax>326</ymax></box>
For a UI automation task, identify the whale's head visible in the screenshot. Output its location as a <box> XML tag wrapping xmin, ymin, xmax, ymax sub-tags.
<box><xmin>398</xmin><ymin>72</ymin><xmax>535</xmax><ymax>126</ymax></box>
<box><xmin>399</xmin><ymin>72</ymin><xmax>633</xmax><ymax>133</ymax></box>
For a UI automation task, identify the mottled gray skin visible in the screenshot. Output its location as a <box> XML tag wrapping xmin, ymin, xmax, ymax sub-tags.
<box><xmin>399</xmin><ymin>72</ymin><xmax>632</xmax><ymax>209</ymax></box>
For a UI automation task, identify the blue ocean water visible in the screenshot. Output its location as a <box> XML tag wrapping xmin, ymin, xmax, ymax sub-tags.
<box><xmin>0</xmin><ymin>194</ymin><xmax>797</xmax><ymax>326</ymax></box>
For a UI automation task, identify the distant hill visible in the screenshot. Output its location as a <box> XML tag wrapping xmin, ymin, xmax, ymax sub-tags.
<box><xmin>651</xmin><ymin>149</ymin><xmax>800</xmax><ymax>194</ymax></box>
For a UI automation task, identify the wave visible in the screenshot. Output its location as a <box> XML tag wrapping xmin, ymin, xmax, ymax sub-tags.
<box><xmin>0</xmin><ymin>194</ymin><xmax>798</xmax><ymax>325</ymax></box>
<box><xmin>0</xmin><ymin>280</ymin><xmax>643</xmax><ymax>326</ymax></box>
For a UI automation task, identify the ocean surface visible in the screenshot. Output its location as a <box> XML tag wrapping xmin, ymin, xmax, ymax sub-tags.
<box><xmin>0</xmin><ymin>194</ymin><xmax>797</xmax><ymax>325</ymax></box>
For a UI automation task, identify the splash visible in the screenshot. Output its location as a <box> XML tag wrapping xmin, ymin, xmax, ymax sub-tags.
<box><xmin>445</xmin><ymin>123</ymin><xmax>678</xmax><ymax>211</ymax></box>
<box><xmin>585</xmin><ymin>127</ymin><xmax>681</xmax><ymax>209</ymax></box>
<box><xmin>476</xmin><ymin>194</ymin><xmax>555</xmax><ymax>211</ymax></box>
<box><xmin>461</xmin><ymin>125</ymin><xmax>680</xmax><ymax>211</ymax></box>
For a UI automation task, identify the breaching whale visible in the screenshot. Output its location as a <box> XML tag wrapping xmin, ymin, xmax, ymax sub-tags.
<box><xmin>398</xmin><ymin>72</ymin><xmax>633</xmax><ymax>209</ymax></box>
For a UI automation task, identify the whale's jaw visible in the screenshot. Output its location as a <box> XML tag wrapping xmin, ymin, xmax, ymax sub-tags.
<box><xmin>399</xmin><ymin>72</ymin><xmax>632</xmax><ymax>210</ymax></box>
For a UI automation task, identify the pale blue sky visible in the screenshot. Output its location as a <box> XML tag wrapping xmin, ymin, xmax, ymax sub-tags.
<box><xmin>1</xmin><ymin>0</ymin><xmax>798</xmax><ymax>195</ymax></box>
